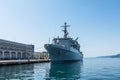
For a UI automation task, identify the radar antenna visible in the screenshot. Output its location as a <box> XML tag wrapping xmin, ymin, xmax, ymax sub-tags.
<box><xmin>61</xmin><ymin>22</ymin><xmax>70</xmax><ymax>38</ymax></box>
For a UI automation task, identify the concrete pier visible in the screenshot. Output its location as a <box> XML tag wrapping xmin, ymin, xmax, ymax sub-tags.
<box><xmin>0</xmin><ymin>59</ymin><xmax>50</xmax><ymax>66</ymax></box>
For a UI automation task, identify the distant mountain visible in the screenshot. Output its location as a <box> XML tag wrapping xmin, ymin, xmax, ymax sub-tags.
<box><xmin>98</xmin><ymin>54</ymin><xmax>120</xmax><ymax>58</ymax></box>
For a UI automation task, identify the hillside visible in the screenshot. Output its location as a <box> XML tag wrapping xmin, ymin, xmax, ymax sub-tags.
<box><xmin>98</xmin><ymin>54</ymin><xmax>120</xmax><ymax>58</ymax></box>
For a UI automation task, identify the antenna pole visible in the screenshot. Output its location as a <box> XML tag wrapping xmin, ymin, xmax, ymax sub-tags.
<box><xmin>61</xmin><ymin>22</ymin><xmax>70</xmax><ymax>38</ymax></box>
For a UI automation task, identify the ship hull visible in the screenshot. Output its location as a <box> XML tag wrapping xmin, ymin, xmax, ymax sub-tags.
<box><xmin>44</xmin><ymin>44</ymin><xmax>83</xmax><ymax>62</ymax></box>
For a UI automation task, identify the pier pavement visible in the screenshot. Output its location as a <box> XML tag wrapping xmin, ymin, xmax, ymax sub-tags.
<box><xmin>0</xmin><ymin>59</ymin><xmax>50</xmax><ymax>66</ymax></box>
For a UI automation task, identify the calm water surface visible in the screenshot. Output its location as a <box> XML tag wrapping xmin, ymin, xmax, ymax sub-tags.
<box><xmin>0</xmin><ymin>58</ymin><xmax>120</xmax><ymax>80</ymax></box>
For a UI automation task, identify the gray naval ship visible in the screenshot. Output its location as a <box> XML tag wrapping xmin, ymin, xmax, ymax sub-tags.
<box><xmin>44</xmin><ymin>22</ymin><xmax>83</xmax><ymax>62</ymax></box>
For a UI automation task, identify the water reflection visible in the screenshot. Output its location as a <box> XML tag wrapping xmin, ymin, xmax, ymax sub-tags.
<box><xmin>47</xmin><ymin>61</ymin><xmax>83</xmax><ymax>80</ymax></box>
<box><xmin>0</xmin><ymin>62</ymin><xmax>83</xmax><ymax>80</ymax></box>
<box><xmin>0</xmin><ymin>64</ymin><xmax>34</xmax><ymax>80</ymax></box>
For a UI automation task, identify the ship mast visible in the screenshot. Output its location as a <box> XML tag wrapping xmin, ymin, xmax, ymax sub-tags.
<box><xmin>61</xmin><ymin>22</ymin><xmax>70</xmax><ymax>38</ymax></box>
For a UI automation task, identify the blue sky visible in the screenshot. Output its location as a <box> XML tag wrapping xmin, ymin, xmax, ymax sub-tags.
<box><xmin>0</xmin><ymin>0</ymin><xmax>120</xmax><ymax>57</ymax></box>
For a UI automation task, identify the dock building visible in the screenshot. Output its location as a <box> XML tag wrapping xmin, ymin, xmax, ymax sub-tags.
<box><xmin>34</xmin><ymin>52</ymin><xmax>49</xmax><ymax>59</ymax></box>
<box><xmin>0</xmin><ymin>39</ymin><xmax>34</xmax><ymax>60</ymax></box>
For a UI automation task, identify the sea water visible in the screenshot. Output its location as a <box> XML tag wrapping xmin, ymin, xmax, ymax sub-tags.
<box><xmin>0</xmin><ymin>58</ymin><xmax>120</xmax><ymax>80</ymax></box>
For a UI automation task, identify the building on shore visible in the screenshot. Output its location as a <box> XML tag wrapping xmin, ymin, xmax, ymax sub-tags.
<box><xmin>0</xmin><ymin>39</ymin><xmax>34</xmax><ymax>60</ymax></box>
<box><xmin>34</xmin><ymin>51</ymin><xmax>49</xmax><ymax>59</ymax></box>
